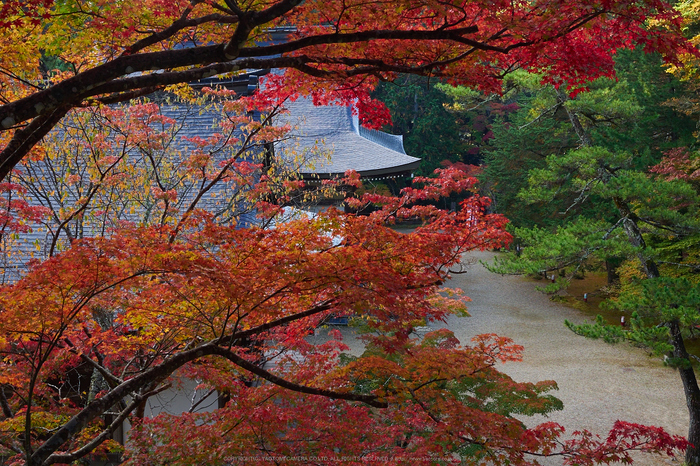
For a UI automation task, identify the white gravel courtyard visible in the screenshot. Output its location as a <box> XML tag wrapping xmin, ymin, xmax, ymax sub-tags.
<box><xmin>310</xmin><ymin>249</ymin><xmax>688</xmax><ymax>465</ymax></box>
<box><xmin>445</xmin><ymin>250</ymin><xmax>688</xmax><ymax>465</ymax></box>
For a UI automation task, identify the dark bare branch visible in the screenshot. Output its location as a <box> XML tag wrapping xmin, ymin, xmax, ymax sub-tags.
<box><xmin>0</xmin><ymin>26</ymin><xmax>499</xmax><ymax>132</ymax></box>
<box><xmin>0</xmin><ymin>106</ymin><xmax>71</xmax><ymax>182</ymax></box>
<box><xmin>124</xmin><ymin>9</ymin><xmax>238</xmax><ymax>56</ymax></box>
<box><xmin>0</xmin><ymin>44</ymin><xmax>226</xmax><ymax>131</ymax></box>
<box><xmin>29</xmin><ymin>337</ymin><xmax>384</xmax><ymax>465</ymax></box>
<box><xmin>222</xmin><ymin>299</ymin><xmax>334</xmax><ymax>343</ymax></box>
<box><xmin>44</xmin><ymin>384</ymin><xmax>171</xmax><ymax>466</ymax></box>
<box><xmin>236</xmin><ymin>26</ymin><xmax>480</xmax><ymax>57</ymax></box>
<box><xmin>210</xmin><ymin>345</ymin><xmax>388</xmax><ymax>408</ymax></box>
<box><xmin>92</xmin><ymin>86</ymin><xmax>164</xmax><ymax>106</ymax></box>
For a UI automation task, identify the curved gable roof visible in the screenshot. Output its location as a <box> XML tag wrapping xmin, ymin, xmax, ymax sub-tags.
<box><xmin>276</xmin><ymin>97</ymin><xmax>420</xmax><ymax>179</ymax></box>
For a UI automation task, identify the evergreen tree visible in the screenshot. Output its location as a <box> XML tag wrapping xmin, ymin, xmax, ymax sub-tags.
<box><xmin>482</xmin><ymin>49</ymin><xmax>700</xmax><ymax>465</ymax></box>
<box><xmin>372</xmin><ymin>75</ymin><xmax>468</xmax><ymax>175</ymax></box>
<box><xmin>456</xmin><ymin>50</ymin><xmax>696</xmax><ymax>228</ymax></box>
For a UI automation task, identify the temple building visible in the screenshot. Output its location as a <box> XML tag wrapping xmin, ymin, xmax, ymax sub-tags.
<box><xmin>0</xmin><ymin>71</ymin><xmax>420</xmax><ymax>282</ymax></box>
<box><xmin>275</xmin><ymin>96</ymin><xmax>420</xmax><ymax>184</ymax></box>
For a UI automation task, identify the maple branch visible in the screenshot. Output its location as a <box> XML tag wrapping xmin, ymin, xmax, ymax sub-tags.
<box><xmin>124</xmin><ymin>10</ymin><xmax>239</xmax><ymax>56</ymax></box>
<box><xmin>46</xmin><ymin>153</ymin><xmax>128</xmax><ymax>256</ymax></box>
<box><xmin>209</xmin><ymin>345</ymin><xmax>388</xmax><ymax>408</ymax></box>
<box><xmin>223</xmin><ymin>0</ymin><xmax>306</xmax><ymax>59</ymax></box>
<box><xmin>72</xmin><ymin>350</ymin><xmax>124</xmax><ymax>388</ymax></box>
<box><xmin>169</xmin><ymin>103</ymin><xmax>284</xmax><ymax>241</ymax></box>
<box><xmin>30</xmin><ymin>345</ymin><xmax>219</xmax><ymax>465</ymax></box>
<box><xmin>220</xmin><ymin>299</ymin><xmax>334</xmax><ymax>343</ymax></box>
<box><xmin>408</xmin><ymin>387</ymin><xmax>443</xmax><ymax>425</ymax></box>
<box><xmin>410</xmin><ymin>377</ymin><xmax>448</xmax><ymax>393</ymax></box>
<box><xmin>0</xmin><ymin>15</ymin><xmax>607</xmax><ymax>183</ymax></box>
<box><xmin>0</xmin><ymin>105</ymin><xmax>71</xmax><ymax>182</ymax></box>
<box><xmin>0</xmin><ymin>26</ymin><xmax>500</xmax><ymax>132</ymax></box>
<box><xmin>0</xmin><ymin>44</ymin><xmax>227</xmax><ymax>131</ymax></box>
<box><xmin>29</xmin><ymin>337</ymin><xmax>384</xmax><ymax>465</ymax></box>
<box><xmin>188</xmin><ymin>388</ymin><xmax>217</xmax><ymax>412</ymax></box>
<box><xmin>91</xmin><ymin>86</ymin><xmax>164</xmax><ymax>106</ymax></box>
<box><xmin>246</xmin><ymin>27</ymin><xmax>480</xmax><ymax>57</ymax></box>
<box><xmin>221</xmin><ymin>0</ymin><xmax>244</xmax><ymax>17</ymax></box>
<box><xmin>0</xmin><ymin>387</ymin><xmax>13</xmax><ymax>418</ymax></box>
<box><xmin>43</xmin><ymin>384</ymin><xmax>170</xmax><ymax>466</ymax></box>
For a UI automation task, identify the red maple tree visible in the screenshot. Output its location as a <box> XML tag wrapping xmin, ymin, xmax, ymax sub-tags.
<box><xmin>0</xmin><ymin>0</ymin><xmax>695</xmax><ymax>181</ymax></box>
<box><xmin>0</xmin><ymin>0</ymin><xmax>695</xmax><ymax>464</ymax></box>
<box><xmin>0</xmin><ymin>163</ymin><xmax>688</xmax><ymax>465</ymax></box>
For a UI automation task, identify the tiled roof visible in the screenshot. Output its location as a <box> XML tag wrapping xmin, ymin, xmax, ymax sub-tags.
<box><xmin>2</xmin><ymin>90</ymin><xmax>420</xmax><ymax>281</ymax></box>
<box><xmin>0</xmin><ymin>102</ymin><xmax>261</xmax><ymax>282</ymax></box>
<box><xmin>275</xmin><ymin>97</ymin><xmax>420</xmax><ymax>179</ymax></box>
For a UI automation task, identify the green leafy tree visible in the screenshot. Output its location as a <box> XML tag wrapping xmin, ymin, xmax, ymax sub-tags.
<box><xmin>484</xmin><ymin>51</ymin><xmax>700</xmax><ymax>465</ymax></box>
<box><xmin>455</xmin><ymin>50</ymin><xmax>695</xmax><ymax>228</ymax></box>
<box><xmin>372</xmin><ymin>75</ymin><xmax>468</xmax><ymax>175</ymax></box>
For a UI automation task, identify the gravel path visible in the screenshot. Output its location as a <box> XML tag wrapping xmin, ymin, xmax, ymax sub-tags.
<box><xmin>310</xmin><ymin>249</ymin><xmax>688</xmax><ymax>464</ymax></box>
<box><xmin>445</xmin><ymin>250</ymin><xmax>688</xmax><ymax>465</ymax></box>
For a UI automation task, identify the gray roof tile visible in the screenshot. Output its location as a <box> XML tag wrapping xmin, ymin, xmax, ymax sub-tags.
<box><xmin>276</xmin><ymin>97</ymin><xmax>420</xmax><ymax>178</ymax></box>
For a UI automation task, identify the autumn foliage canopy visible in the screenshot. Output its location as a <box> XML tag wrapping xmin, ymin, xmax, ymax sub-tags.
<box><xmin>0</xmin><ymin>166</ymin><xmax>689</xmax><ymax>465</ymax></box>
<box><xmin>0</xmin><ymin>0</ymin><xmax>695</xmax><ymax>464</ymax></box>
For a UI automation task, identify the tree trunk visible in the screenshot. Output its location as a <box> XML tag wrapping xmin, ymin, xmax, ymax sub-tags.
<box><xmin>613</xmin><ymin>197</ymin><xmax>660</xmax><ymax>279</ymax></box>
<box><xmin>612</xmin><ymin>206</ymin><xmax>699</xmax><ymax>464</ymax></box>
<box><xmin>669</xmin><ymin>319</ymin><xmax>700</xmax><ymax>466</ymax></box>
<box><xmin>605</xmin><ymin>258</ymin><xmax>620</xmax><ymax>285</ymax></box>
<box><xmin>561</xmin><ymin>87</ymin><xmax>699</xmax><ymax>465</ymax></box>
<box><xmin>557</xmin><ymin>88</ymin><xmax>593</xmax><ymax>148</ymax></box>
